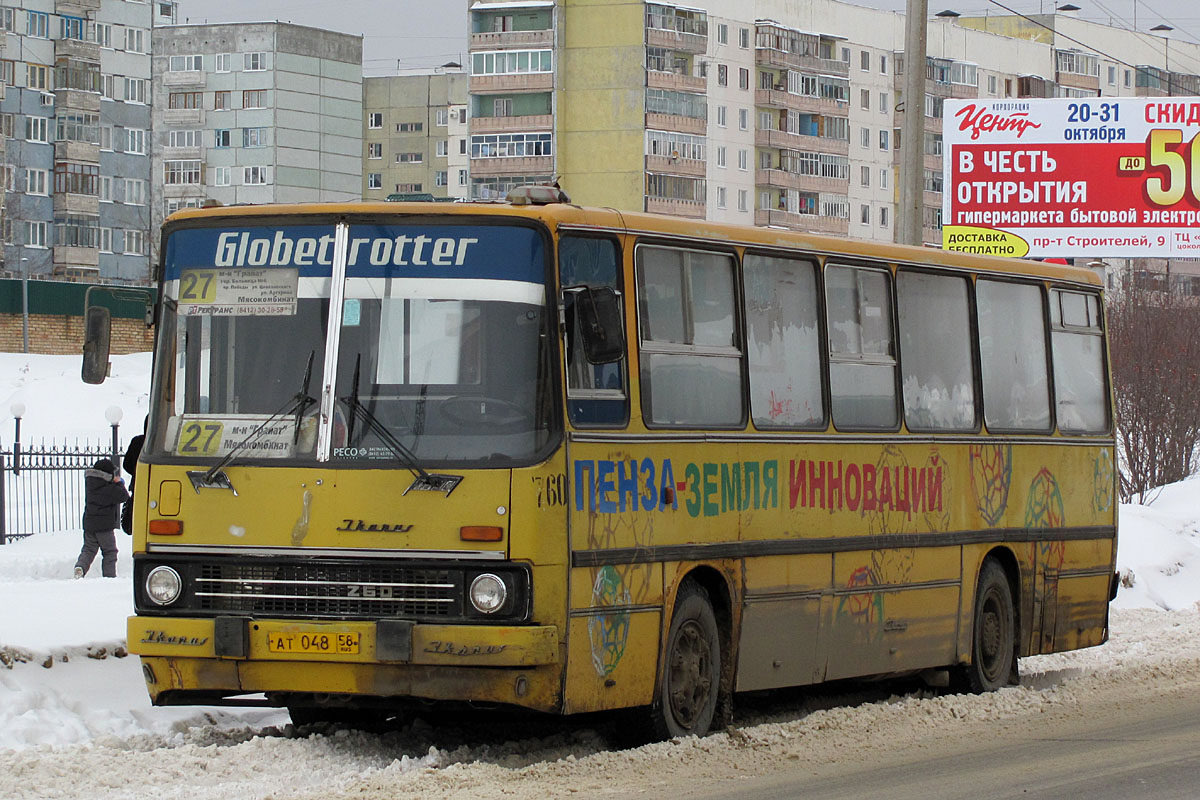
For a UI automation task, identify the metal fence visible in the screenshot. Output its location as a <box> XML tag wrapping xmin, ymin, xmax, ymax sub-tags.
<box><xmin>0</xmin><ymin>439</ymin><xmax>122</xmax><ymax>544</ymax></box>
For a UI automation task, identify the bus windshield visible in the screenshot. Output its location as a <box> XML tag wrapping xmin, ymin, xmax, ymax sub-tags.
<box><xmin>149</xmin><ymin>220</ymin><xmax>557</xmax><ymax>468</ymax></box>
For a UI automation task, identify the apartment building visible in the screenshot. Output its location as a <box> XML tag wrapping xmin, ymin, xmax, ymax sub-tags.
<box><xmin>465</xmin><ymin>0</ymin><xmax>1200</xmax><ymax>246</ymax></box>
<box><xmin>362</xmin><ymin>67</ymin><xmax>469</xmax><ymax>201</ymax></box>
<box><xmin>2</xmin><ymin>0</ymin><xmax>174</xmax><ymax>283</ymax></box>
<box><xmin>149</xmin><ymin>21</ymin><xmax>363</xmax><ymax>253</ymax></box>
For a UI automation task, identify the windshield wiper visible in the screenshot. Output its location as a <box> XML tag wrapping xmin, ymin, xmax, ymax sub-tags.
<box><xmin>339</xmin><ymin>354</ymin><xmax>462</xmax><ymax>496</ymax></box>
<box><xmin>189</xmin><ymin>350</ymin><xmax>317</xmax><ymax>493</ymax></box>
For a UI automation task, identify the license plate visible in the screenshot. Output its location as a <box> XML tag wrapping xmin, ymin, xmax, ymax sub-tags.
<box><xmin>267</xmin><ymin>631</ymin><xmax>360</xmax><ymax>654</ymax></box>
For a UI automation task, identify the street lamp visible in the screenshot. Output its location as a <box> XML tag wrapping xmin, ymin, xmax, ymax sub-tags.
<box><xmin>10</xmin><ymin>401</ymin><xmax>25</xmax><ymax>476</ymax></box>
<box><xmin>105</xmin><ymin>405</ymin><xmax>123</xmax><ymax>471</ymax></box>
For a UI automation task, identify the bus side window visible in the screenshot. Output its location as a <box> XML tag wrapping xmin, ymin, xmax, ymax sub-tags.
<box><xmin>977</xmin><ymin>279</ymin><xmax>1051</xmax><ymax>431</ymax></box>
<box><xmin>825</xmin><ymin>264</ymin><xmax>897</xmax><ymax>430</ymax></box>
<box><xmin>744</xmin><ymin>253</ymin><xmax>823</xmax><ymax>428</ymax></box>
<box><xmin>1050</xmin><ymin>289</ymin><xmax>1109</xmax><ymax>433</ymax></box>
<box><xmin>897</xmin><ymin>270</ymin><xmax>977</xmax><ymax>431</ymax></box>
<box><xmin>560</xmin><ymin>235</ymin><xmax>628</xmax><ymax>427</ymax></box>
<box><xmin>637</xmin><ymin>245</ymin><xmax>743</xmax><ymax>428</ymax></box>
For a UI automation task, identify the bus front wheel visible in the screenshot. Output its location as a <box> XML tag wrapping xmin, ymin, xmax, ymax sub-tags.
<box><xmin>652</xmin><ymin>581</ymin><xmax>721</xmax><ymax>739</ymax></box>
<box><xmin>954</xmin><ymin>559</ymin><xmax>1017</xmax><ymax>693</ymax></box>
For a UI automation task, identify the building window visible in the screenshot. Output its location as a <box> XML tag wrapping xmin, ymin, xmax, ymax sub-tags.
<box><xmin>214</xmin><ymin>166</ymin><xmax>231</xmax><ymax>186</ymax></box>
<box><xmin>879</xmin><ymin>129</ymin><xmax>889</xmax><ymax>150</ymax></box>
<box><xmin>861</xmin><ymin>50</ymin><xmax>870</xmax><ymax>71</ymax></box>
<box><xmin>436</xmin><ymin>109</ymin><xmax>448</xmax><ymax>126</ymax></box>
<box><xmin>988</xmin><ymin>74</ymin><xmax>997</xmax><ymax>94</ymax></box>
<box><xmin>367</xmin><ymin>142</ymin><xmax>382</xmax><ymax>159</ymax></box>
<box><xmin>125</xmin><ymin>128</ymin><xmax>147</xmax><ymax>155</ymax></box>
<box><xmin>25</xmin><ymin>221</ymin><xmax>48</xmax><ymax>248</ymax></box>
<box><xmin>169</xmin><ymin>92</ymin><xmax>202</xmax><ymax>110</ymax></box>
<box><xmin>124</xmin><ymin>178</ymin><xmax>146</xmax><ymax>205</ymax></box>
<box><xmin>435</xmin><ymin>170</ymin><xmax>447</xmax><ymax>187</ymax></box>
<box><xmin>880</xmin><ymin>168</ymin><xmax>889</xmax><ymax>188</ymax></box>
<box><xmin>99</xmin><ymin>124</ymin><xmax>113</xmax><ymax>150</ymax></box>
<box><xmin>27</xmin><ymin>10</ymin><xmax>49</xmax><ymax>38</ymax></box>
<box><xmin>739</xmin><ymin>27</ymin><xmax>749</xmax><ymax>48</ymax></box>
<box><xmin>470</xmin><ymin>132</ymin><xmax>551</xmax><ymax>158</ymax></box>
<box><xmin>738</xmin><ymin>149</ymin><xmax>748</xmax><ymax>170</ymax></box>
<box><xmin>470</xmin><ymin>49</ymin><xmax>553</xmax><ymax>76</ymax></box>
<box><xmin>27</xmin><ymin>63</ymin><xmax>49</xmax><ymax>91</ymax></box>
<box><xmin>214</xmin><ymin>91</ymin><xmax>231</xmax><ymax>111</ymax></box>
<box><xmin>55</xmin><ymin>161</ymin><xmax>99</xmax><ymax>195</ymax></box>
<box><xmin>124</xmin><ymin>78</ymin><xmax>147</xmax><ymax>104</ymax></box>
<box><xmin>243</xmin><ymin>90</ymin><xmax>267</xmax><ymax>109</ymax></box>
<box><xmin>717</xmin><ymin>106</ymin><xmax>726</xmax><ymax>127</ymax></box>
<box><xmin>99</xmin><ymin>176</ymin><xmax>112</xmax><ymax>202</ymax></box>
<box><xmin>880</xmin><ymin>206</ymin><xmax>889</xmax><ymax>227</ymax></box>
<box><xmin>243</xmin><ymin>127</ymin><xmax>267</xmax><ymax>147</ymax></box>
<box><xmin>1123</xmin><ymin>69</ymin><xmax>1131</xmax><ymax>87</ymax></box>
<box><xmin>737</xmin><ymin>189</ymin><xmax>748</xmax><ymax>212</ymax></box>
<box><xmin>168</xmin><ymin>129</ymin><xmax>202</xmax><ymax>148</ymax></box>
<box><xmin>880</xmin><ymin>92</ymin><xmax>888</xmax><ymax>113</ymax></box>
<box><xmin>214</xmin><ymin>129</ymin><xmax>231</xmax><ymax>148</ymax></box>
<box><xmin>436</xmin><ymin>140</ymin><xmax>448</xmax><ymax>157</ymax></box>
<box><xmin>216</xmin><ymin>53</ymin><xmax>231</xmax><ymax>73</ymax></box>
<box><xmin>717</xmin><ymin>24</ymin><xmax>728</xmax><ymax>45</ymax></box>
<box><xmin>716</xmin><ymin>146</ymin><xmax>726</xmax><ymax>167</ymax></box>
<box><xmin>164</xmin><ymin>160</ymin><xmax>202</xmax><ymax>185</ymax></box>
<box><xmin>124</xmin><ymin>230</ymin><xmax>145</xmax><ymax>255</ymax></box>
<box><xmin>169</xmin><ymin>55</ymin><xmax>203</xmax><ymax>71</ymax></box>
<box><xmin>739</xmin><ymin>67</ymin><xmax>749</xmax><ymax>90</ymax></box>
<box><xmin>26</xmin><ymin>168</ymin><xmax>49</xmax><ymax>195</ymax></box>
<box><xmin>244</xmin><ymin>166</ymin><xmax>269</xmax><ymax>185</ymax></box>
<box><xmin>91</xmin><ymin>22</ymin><xmax>112</xmax><ymax>48</ymax></box>
<box><xmin>395</xmin><ymin>183</ymin><xmax>422</xmax><ymax>193</ymax></box>
<box><xmin>716</xmin><ymin>186</ymin><xmax>726</xmax><ymax>208</ymax></box>
<box><xmin>860</xmin><ymin>204</ymin><xmax>870</xmax><ymax>224</ymax></box>
<box><xmin>1</xmin><ymin>8</ymin><xmax>15</xmax><ymax>32</ymax></box>
<box><xmin>99</xmin><ymin>228</ymin><xmax>113</xmax><ymax>253</ymax></box>
<box><xmin>396</xmin><ymin>152</ymin><xmax>423</xmax><ymax>163</ymax></box>
<box><xmin>244</xmin><ymin>52</ymin><xmax>268</xmax><ymax>71</ymax></box>
<box><xmin>25</xmin><ymin>116</ymin><xmax>49</xmax><ymax>143</ymax></box>
<box><xmin>368</xmin><ymin>112</ymin><xmax>383</xmax><ymax>128</ymax></box>
<box><xmin>861</xmin><ymin>165</ymin><xmax>870</xmax><ymax>187</ymax></box>
<box><xmin>717</xmin><ymin>64</ymin><xmax>727</xmax><ymax>86</ymax></box>
<box><xmin>492</xmin><ymin>97</ymin><xmax>512</xmax><ymax>117</ymax></box>
<box><xmin>738</xmin><ymin>108</ymin><xmax>748</xmax><ymax>130</ymax></box>
<box><xmin>861</xmin><ymin>88</ymin><xmax>870</xmax><ymax>109</ymax></box>
<box><xmin>367</xmin><ymin>173</ymin><xmax>382</xmax><ymax>189</ymax></box>
<box><xmin>860</xmin><ymin>127</ymin><xmax>870</xmax><ymax>148</ymax></box>
<box><xmin>881</xmin><ymin>55</ymin><xmax>888</xmax><ymax>74</ymax></box>
<box><xmin>61</xmin><ymin>15</ymin><xmax>85</xmax><ymax>40</ymax></box>
<box><xmin>397</xmin><ymin>122</ymin><xmax>423</xmax><ymax>132</ymax></box>
<box><xmin>124</xmin><ymin>27</ymin><xmax>146</xmax><ymax>54</ymax></box>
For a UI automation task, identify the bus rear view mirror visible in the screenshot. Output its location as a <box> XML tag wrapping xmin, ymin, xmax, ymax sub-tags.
<box><xmin>575</xmin><ymin>286</ymin><xmax>625</xmax><ymax>364</ymax></box>
<box><xmin>81</xmin><ymin>305</ymin><xmax>112</xmax><ymax>385</ymax></box>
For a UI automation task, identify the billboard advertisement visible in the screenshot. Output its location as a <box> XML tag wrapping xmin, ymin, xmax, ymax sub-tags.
<box><xmin>942</xmin><ymin>97</ymin><xmax>1200</xmax><ymax>258</ymax></box>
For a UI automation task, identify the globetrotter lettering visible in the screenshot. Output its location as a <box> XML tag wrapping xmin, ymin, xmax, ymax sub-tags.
<box><xmin>214</xmin><ymin>230</ymin><xmax>478</xmax><ymax>268</ymax></box>
<box><xmin>788</xmin><ymin>459</ymin><xmax>943</xmax><ymax>516</ymax></box>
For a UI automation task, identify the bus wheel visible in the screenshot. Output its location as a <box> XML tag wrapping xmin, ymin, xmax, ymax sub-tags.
<box><xmin>954</xmin><ymin>560</ymin><xmax>1017</xmax><ymax>693</ymax></box>
<box><xmin>653</xmin><ymin>581</ymin><xmax>721</xmax><ymax>739</ymax></box>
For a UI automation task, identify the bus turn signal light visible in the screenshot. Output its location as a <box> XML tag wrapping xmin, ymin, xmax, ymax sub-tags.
<box><xmin>461</xmin><ymin>526</ymin><xmax>503</xmax><ymax>542</ymax></box>
<box><xmin>148</xmin><ymin>519</ymin><xmax>184</xmax><ymax>536</ymax></box>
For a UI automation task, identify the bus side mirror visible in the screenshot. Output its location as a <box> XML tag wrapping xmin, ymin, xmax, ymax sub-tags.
<box><xmin>82</xmin><ymin>305</ymin><xmax>112</xmax><ymax>385</ymax></box>
<box><xmin>575</xmin><ymin>286</ymin><xmax>625</xmax><ymax>364</ymax></box>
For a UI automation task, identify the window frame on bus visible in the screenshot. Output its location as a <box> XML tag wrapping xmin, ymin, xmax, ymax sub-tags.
<box><xmin>558</xmin><ymin>232</ymin><xmax>630</xmax><ymax>429</ymax></box>
<box><xmin>974</xmin><ymin>275</ymin><xmax>1055</xmax><ymax>436</ymax></box>
<box><xmin>1047</xmin><ymin>283</ymin><xmax>1112</xmax><ymax>436</ymax></box>
<box><xmin>633</xmin><ymin>239</ymin><xmax>747</xmax><ymax>430</ymax></box>
<box><xmin>823</xmin><ymin>258</ymin><xmax>901</xmax><ymax>433</ymax></box>
<box><xmin>741</xmin><ymin>247</ymin><xmax>829</xmax><ymax>431</ymax></box>
<box><xmin>894</xmin><ymin>264</ymin><xmax>982</xmax><ymax>435</ymax></box>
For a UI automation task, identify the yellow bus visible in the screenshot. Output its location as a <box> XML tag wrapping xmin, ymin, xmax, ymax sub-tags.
<box><xmin>91</xmin><ymin>189</ymin><xmax>1117</xmax><ymax>738</ymax></box>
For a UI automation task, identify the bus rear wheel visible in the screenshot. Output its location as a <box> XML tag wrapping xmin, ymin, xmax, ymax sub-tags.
<box><xmin>651</xmin><ymin>581</ymin><xmax>721</xmax><ymax>739</ymax></box>
<box><xmin>954</xmin><ymin>559</ymin><xmax>1017</xmax><ymax>693</ymax></box>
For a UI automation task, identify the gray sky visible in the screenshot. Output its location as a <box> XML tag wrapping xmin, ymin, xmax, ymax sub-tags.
<box><xmin>174</xmin><ymin>0</ymin><xmax>1198</xmax><ymax>70</ymax></box>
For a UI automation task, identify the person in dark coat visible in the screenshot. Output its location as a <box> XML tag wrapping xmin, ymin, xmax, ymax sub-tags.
<box><xmin>75</xmin><ymin>459</ymin><xmax>130</xmax><ymax>579</ymax></box>
<box><xmin>120</xmin><ymin>416</ymin><xmax>147</xmax><ymax>534</ymax></box>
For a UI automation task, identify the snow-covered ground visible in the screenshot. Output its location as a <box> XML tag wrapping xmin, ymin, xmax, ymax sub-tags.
<box><xmin>1</xmin><ymin>352</ymin><xmax>1199</xmax><ymax>799</ymax></box>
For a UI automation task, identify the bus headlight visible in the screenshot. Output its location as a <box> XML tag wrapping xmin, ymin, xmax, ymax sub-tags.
<box><xmin>469</xmin><ymin>573</ymin><xmax>507</xmax><ymax>614</ymax></box>
<box><xmin>146</xmin><ymin>566</ymin><xmax>183</xmax><ymax>606</ymax></box>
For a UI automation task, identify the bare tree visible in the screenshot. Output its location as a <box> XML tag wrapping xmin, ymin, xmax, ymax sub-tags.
<box><xmin>1107</xmin><ymin>277</ymin><xmax>1200</xmax><ymax>503</ymax></box>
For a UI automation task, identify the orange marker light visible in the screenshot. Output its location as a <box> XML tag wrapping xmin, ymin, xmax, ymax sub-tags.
<box><xmin>460</xmin><ymin>526</ymin><xmax>503</xmax><ymax>542</ymax></box>
<box><xmin>147</xmin><ymin>519</ymin><xmax>184</xmax><ymax>536</ymax></box>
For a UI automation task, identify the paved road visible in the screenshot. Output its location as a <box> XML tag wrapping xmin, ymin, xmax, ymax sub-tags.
<box><xmin>690</xmin><ymin>686</ymin><xmax>1200</xmax><ymax>800</ymax></box>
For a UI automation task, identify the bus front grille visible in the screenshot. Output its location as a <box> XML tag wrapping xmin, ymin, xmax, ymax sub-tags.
<box><xmin>194</xmin><ymin>562</ymin><xmax>460</xmax><ymax>618</ymax></box>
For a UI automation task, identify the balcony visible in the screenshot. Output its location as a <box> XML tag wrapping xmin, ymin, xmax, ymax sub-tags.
<box><xmin>646</xmin><ymin>27</ymin><xmax>706</xmax><ymax>54</ymax></box>
<box><xmin>53</xmin><ymin>192</ymin><xmax>99</xmax><ymax>216</ymax></box>
<box><xmin>470</xmin><ymin>155</ymin><xmax>554</xmax><ymax>176</ymax></box>
<box><xmin>754</xmin><ymin>88</ymin><xmax>846</xmax><ymax>116</ymax></box>
<box><xmin>645</xmin><ymin>111</ymin><xmax>705</xmax><ymax>136</ymax></box>
<box><xmin>54</xmin><ymin>140</ymin><xmax>100</xmax><ymax>163</ymax></box>
<box><xmin>53</xmin><ymin>245</ymin><xmax>99</xmax><ymax>271</ymax></box>
<box><xmin>56</xmin><ymin>0</ymin><xmax>101</xmax><ymax>13</ymax></box>
<box><xmin>646</xmin><ymin>154</ymin><xmax>705</xmax><ymax>177</ymax></box>
<box><xmin>470</xmin><ymin>29</ymin><xmax>554</xmax><ymax>50</ymax></box>
<box><xmin>754</xmin><ymin>208</ymin><xmax>848</xmax><ymax>235</ymax></box>
<box><xmin>54</xmin><ymin>38</ymin><xmax>100</xmax><ymax>62</ymax></box>
<box><xmin>647</xmin><ymin>70</ymin><xmax>706</xmax><ymax>94</ymax></box>
<box><xmin>645</xmin><ymin>196</ymin><xmax>705</xmax><ymax>218</ymax></box>
<box><xmin>755</xmin><ymin>129</ymin><xmax>849</xmax><ymax>156</ymax></box>
<box><xmin>54</xmin><ymin>88</ymin><xmax>100</xmax><ymax>113</ymax></box>
<box><xmin>756</xmin><ymin>48</ymin><xmax>849</xmax><ymax>78</ymax></box>
<box><xmin>163</xmin><ymin>145</ymin><xmax>203</xmax><ymax>160</ymax></box>
<box><xmin>471</xmin><ymin>114</ymin><xmax>553</xmax><ymax>133</ymax></box>
<box><xmin>163</xmin><ymin>70</ymin><xmax>206</xmax><ymax>88</ymax></box>
<box><xmin>470</xmin><ymin>73</ymin><xmax>553</xmax><ymax>94</ymax></box>
<box><xmin>1055</xmin><ymin>71</ymin><xmax>1100</xmax><ymax>92</ymax></box>
<box><xmin>755</xmin><ymin>168</ymin><xmax>847</xmax><ymax>195</ymax></box>
<box><xmin>164</xmin><ymin>108</ymin><xmax>204</xmax><ymax>125</ymax></box>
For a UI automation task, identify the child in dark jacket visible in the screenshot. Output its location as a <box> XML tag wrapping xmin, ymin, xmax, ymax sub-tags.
<box><xmin>75</xmin><ymin>459</ymin><xmax>130</xmax><ymax>579</ymax></box>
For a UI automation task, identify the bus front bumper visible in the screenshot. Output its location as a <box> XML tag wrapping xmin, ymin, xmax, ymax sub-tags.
<box><xmin>128</xmin><ymin>616</ymin><xmax>562</xmax><ymax>711</ymax></box>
